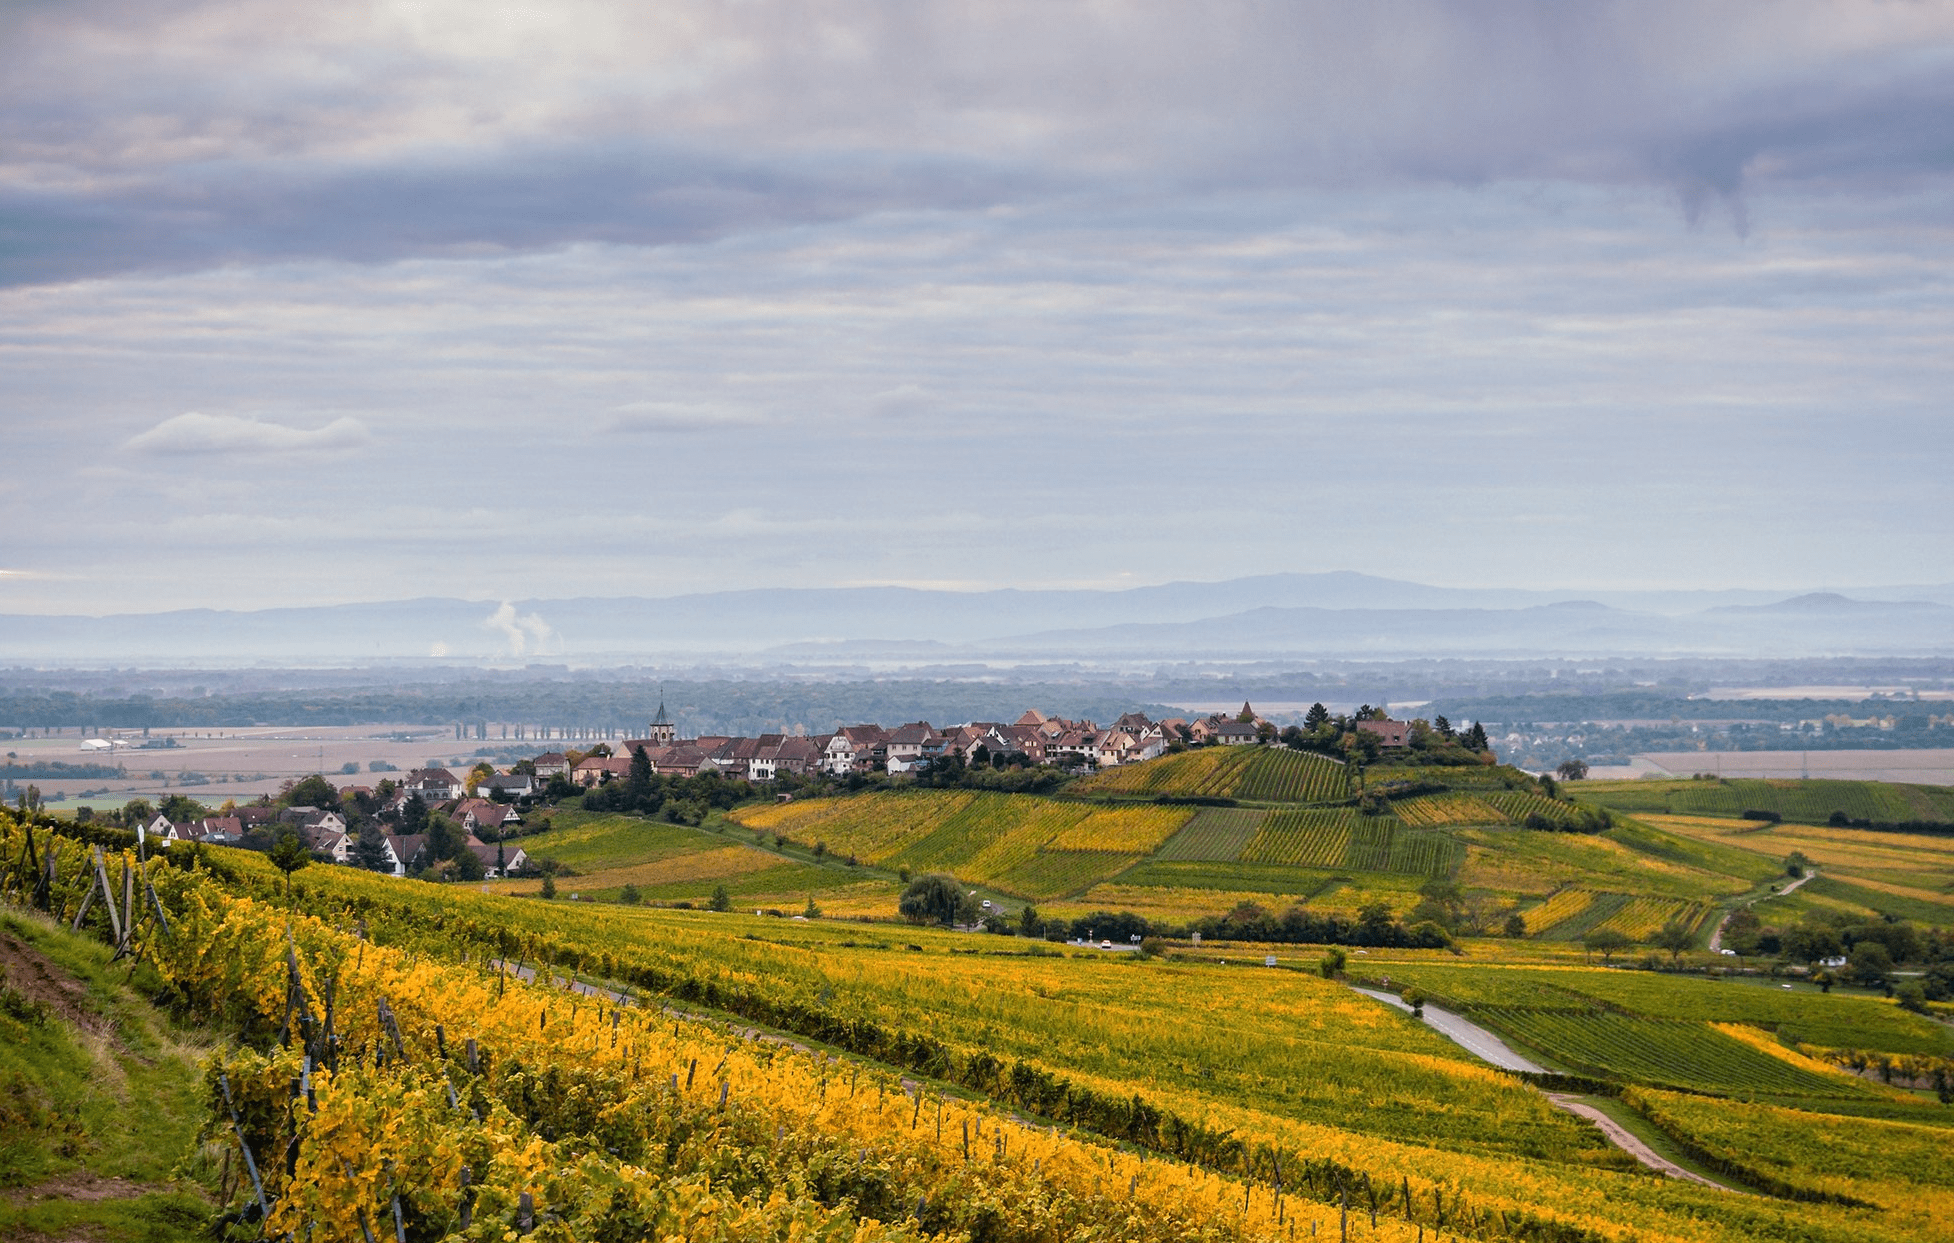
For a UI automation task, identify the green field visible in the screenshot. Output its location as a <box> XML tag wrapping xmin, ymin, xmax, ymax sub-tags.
<box><xmin>1579</xmin><ymin>777</ymin><xmax>1954</xmax><ymax>825</ymax></box>
<box><xmin>1152</xmin><ymin>806</ymin><xmax>1268</xmax><ymax>860</ymax></box>
<box><xmin>1484</xmin><ymin>1008</ymin><xmax>1878</xmax><ymax>1097</ymax></box>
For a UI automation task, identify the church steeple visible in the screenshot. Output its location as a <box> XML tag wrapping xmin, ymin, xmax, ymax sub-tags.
<box><xmin>648</xmin><ymin>690</ymin><xmax>675</xmax><ymax>745</ymax></box>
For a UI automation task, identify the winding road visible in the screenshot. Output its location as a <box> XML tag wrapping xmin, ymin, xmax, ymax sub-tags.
<box><xmin>1709</xmin><ymin>870</ymin><xmax>1815</xmax><ymax>953</ymax></box>
<box><xmin>1346</xmin><ymin>984</ymin><xmax>1731</xmax><ymax>1189</ymax></box>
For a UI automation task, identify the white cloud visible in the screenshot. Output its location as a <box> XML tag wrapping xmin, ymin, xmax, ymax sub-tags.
<box><xmin>123</xmin><ymin>412</ymin><xmax>371</xmax><ymax>457</ymax></box>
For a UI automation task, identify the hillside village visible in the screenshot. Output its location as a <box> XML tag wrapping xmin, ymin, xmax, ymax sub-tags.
<box><xmin>101</xmin><ymin>700</ymin><xmax>1448</xmax><ymax>882</ymax></box>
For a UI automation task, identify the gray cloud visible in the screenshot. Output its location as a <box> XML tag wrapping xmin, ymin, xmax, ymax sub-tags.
<box><xmin>2</xmin><ymin>3</ymin><xmax>1951</xmax><ymax>285</ymax></box>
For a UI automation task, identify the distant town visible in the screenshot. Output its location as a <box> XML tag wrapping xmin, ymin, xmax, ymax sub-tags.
<box><xmin>44</xmin><ymin>700</ymin><xmax>1476</xmax><ymax>884</ymax></box>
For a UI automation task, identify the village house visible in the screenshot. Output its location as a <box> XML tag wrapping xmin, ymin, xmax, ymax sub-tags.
<box><xmin>1356</xmin><ymin>718</ymin><xmax>1413</xmax><ymax>748</ymax></box>
<box><xmin>454</xmin><ymin>797</ymin><xmax>520</xmax><ymax>836</ymax></box>
<box><xmin>401</xmin><ymin>767</ymin><xmax>464</xmax><ymax>802</ymax></box>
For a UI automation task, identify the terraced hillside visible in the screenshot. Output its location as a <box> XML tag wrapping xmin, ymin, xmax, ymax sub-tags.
<box><xmin>731</xmin><ymin>791</ymin><xmax>1192</xmax><ymax>900</ymax></box>
<box><xmin>1071</xmin><ymin>746</ymin><xmax>1350</xmax><ymax>801</ymax></box>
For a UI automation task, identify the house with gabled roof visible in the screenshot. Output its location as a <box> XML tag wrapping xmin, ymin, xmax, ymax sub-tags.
<box><xmin>454</xmin><ymin>797</ymin><xmax>520</xmax><ymax>836</ymax></box>
<box><xmin>402</xmin><ymin>768</ymin><xmax>463</xmax><ymax>802</ymax></box>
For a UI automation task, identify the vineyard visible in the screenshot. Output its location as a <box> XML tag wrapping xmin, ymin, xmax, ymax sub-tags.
<box><xmin>1521</xmin><ymin>889</ymin><xmax>1596</xmax><ymax>937</ymax></box>
<box><xmin>1349</xmin><ymin>963</ymin><xmax>1954</xmax><ymax>1057</ymax></box>
<box><xmin>1624</xmin><ymin>1087</ymin><xmax>1954</xmax><ymax>1229</ymax></box>
<box><xmin>1478</xmin><ymin>1011</ymin><xmax>1883</xmax><ymax>1098</ymax></box>
<box><xmin>1391</xmin><ymin>794</ymin><xmax>1506</xmax><ymax>827</ymax></box>
<box><xmin>1240</xmin><ymin>808</ymin><xmax>1361</xmax><ymax>868</ymax></box>
<box><xmin>1579</xmin><ymin>778</ymin><xmax>1954</xmax><ymax>826</ymax></box>
<box><xmin>1069</xmin><ymin>747</ymin><xmax>1253</xmax><ymax>797</ymax></box>
<box><xmin>1152</xmin><ymin>808</ymin><xmax>1269</xmax><ymax>861</ymax></box>
<box><xmin>7</xmin><ymin>812</ymin><xmax>1951</xmax><ymax>1243</ymax></box>
<box><xmin>1070</xmin><ymin>747</ymin><xmax>1347</xmax><ymax>803</ymax></box>
<box><xmin>1234</xmin><ymin>749</ymin><xmax>1350</xmax><ymax>802</ymax></box>
<box><xmin>726</xmin><ymin>792</ymin><xmax>1189</xmax><ymax>899</ymax></box>
<box><xmin>1240</xmin><ymin>811</ymin><xmax>1462</xmax><ymax>881</ymax></box>
<box><xmin>1482</xmin><ymin>792</ymin><xmax>1580</xmax><ymax>827</ymax></box>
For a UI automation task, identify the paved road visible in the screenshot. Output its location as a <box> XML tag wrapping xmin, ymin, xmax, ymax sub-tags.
<box><xmin>1710</xmin><ymin>871</ymin><xmax>1815</xmax><ymax>952</ymax></box>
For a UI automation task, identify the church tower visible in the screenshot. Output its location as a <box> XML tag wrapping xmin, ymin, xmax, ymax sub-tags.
<box><xmin>647</xmin><ymin>694</ymin><xmax>676</xmax><ymax>746</ymax></box>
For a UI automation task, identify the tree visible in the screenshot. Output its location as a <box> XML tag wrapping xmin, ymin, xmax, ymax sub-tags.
<box><xmin>1785</xmin><ymin>850</ymin><xmax>1812</xmax><ymax>878</ymax></box>
<box><xmin>1651</xmin><ymin>921</ymin><xmax>1695</xmax><ymax>964</ymax></box>
<box><xmin>1304</xmin><ymin>703</ymin><xmax>1330</xmax><ymax>731</ymax></box>
<box><xmin>1583</xmin><ymin>927</ymin><xmax>1631</xmax><ymax>963</ymax></box>
<box><xmin>1896</xmin><ymin>981</ymin><xmax>1929</xmax><ymax>1014</ymax></box>
<box><xmin>1432</xmin><ymin>714</ymin><xmax>1454</xmax><ymax>739</ymax></box>
<box><xmin>1503</xmin><ymin>912</ymin><xmax>1527</xmax><ymax>939</ymax></box>
<box><xmin>452</xmin><ymin>847</ymin><xmax>485</xmax><ymax>882</ymax></box>
<box><xmin>1319</xmin><ymin>946</ymin><xmax>1347</xmax><ymax>979</ymax></box>
<box><xmin>708</xmin><ymin>883</ymin><xmax>732</xmax><ymax>912</ymax></box>
<box><xmin>1019</xmin><ymin>904</ymin><xmax>1043</xmax><ymax>937</ymax></box>
<box><xmin>467</xmin><ymin>761</ymin><xmax>494</xmax><ymax>795</ymax></box>
<box><xmin>802</xmin><ymin>895</ymin><xmax>822</xmax><ymax>919</ymax></box>
<box><xmin>268</xmin><ymin>828</ymin><xmax>310</xmax><ymax>900</ymax></box>
<box><xmin>628</xmin><ymin>745</ymin><xmax>654</xmax><ymax>800</ymax></box>
<box><xmin>399</xmin><ymin>793</ymin><xmax>430</xmax><ymax>834</ymax></box>
<box><xmin>353</xmin><ymin>824</ymin><xmax>392</xmax><ymax>872</ymax></box>
<box><xmin>899</xmin><ymin>874</ymin><xmax>963</xmax><ymax>926</ymax></box>
<box><xmin>955</xmin><ymin>890</ymin><xmax>983</xmax><ymax>927</ymax></box>
<box><xmin>160</xmin><ymin>793</ymin><xmax>206</xmax><ymax>823</ymax></box>
<box><xmin>540</xmin><ymin>874</ymin><xmax>557</xmax><ymax>899</ymax></box>
<box><xmin>282</xmin><ymin>774</ymin><xmax>339</xmax><ymax>809</ymax></box>
<box><xmin>425</xmin><ymin>814</ymin><xmax>467</xmax><ymax>864</ymax></box>
<box><xmin>619</xmin><ymin>883</ymin><xmax>642</xmax><ymax>905</ymax></box>
<box><xmin>1402</xmin><ymin>987</ymin><xmax>1427</xmax><ymax>1018</ymax></box>
<box><xmin>121</xmin><ymin>798</ymin><xmax>155</xmax><ymax>827</ymax></box>
<box><xmin>1463</xmin><ymin>722</ymin><xmax>1490</xmax><ymax>752</ymax></box>
<box><xmin>1848</xmin><ymin>941</ymin><xmax>1893</xmax><ymax>988</ymax></box>
<box><xmin>1555</xmin><ymin>759</ymin><xmax>1589</xmax><ymax>782</ymax></box>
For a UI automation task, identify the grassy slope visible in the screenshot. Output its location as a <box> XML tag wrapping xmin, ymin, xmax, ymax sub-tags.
<box><xmin>0</xmin><ymin>910</ymin><xmax>217</xmax><ymax>1243</ymax></box>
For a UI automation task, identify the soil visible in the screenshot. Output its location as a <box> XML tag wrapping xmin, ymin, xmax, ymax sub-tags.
<box><xmin>6</xmin><ymin>1173</ymin><xmax>153</xmax><ymax>1203</ymax></box>
<box><xmin>0</xmin><ymin>929</ymin><xmax>110</xmax><ymax>1036</ymax></box>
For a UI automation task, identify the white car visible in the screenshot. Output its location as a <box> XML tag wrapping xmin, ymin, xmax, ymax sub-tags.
<box><xmin>1100</xmin><ymin>940</ymin><xmax>1113</xmax><ymax>950</ymax></box>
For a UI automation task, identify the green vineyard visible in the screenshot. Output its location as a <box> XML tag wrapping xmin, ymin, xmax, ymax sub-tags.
<box><xmin>1241</xmin><ymin>808</ymin><xmax>1363</xmax><ymax>867</ymax></box>
<box><xmin>1579</xmin><ymin>778</ymin><xmax>1954</xmax><ymax>826</ymax></box>
<box><xmin>1074</xmin><ymin>746</ymin><xmax>1348</xmax><ymax>803</ymax></box>
<box><xmin>1153</xmin><ymin>807</ymin><xmax>1269</xmax><ymax>861</ymax></box>
<box><xmin>1235</xmin><ymin>748</ymin><xmax>1350</xmax><ymax>802</ymax></box>
<box><xmin>1241</xmin><ymin>809</ymin><xmax>1461</xmax><ymax>879</ymax></box>
<box><xmin>1480</xmin><ymin>1010</ymin><xmax>1880</xmax><ymax>1099</ymax></box>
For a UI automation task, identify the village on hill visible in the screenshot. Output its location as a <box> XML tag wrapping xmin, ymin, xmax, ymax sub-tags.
<box><xmin>72</xmin><ymin>699</ymin><xmax>1463</xmax><ymax>883</ymax></box>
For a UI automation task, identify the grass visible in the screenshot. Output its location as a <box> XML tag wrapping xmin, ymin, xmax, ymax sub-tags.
<box><xmin>0</xmin><ymin>909</ymin><xmax>219</xmax><ymax>1243</ymax></box>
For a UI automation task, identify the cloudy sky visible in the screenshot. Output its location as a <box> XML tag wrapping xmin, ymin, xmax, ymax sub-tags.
<box><xmin>3</xmin><ymin>0</ymin><xmax>1952</xmax><ymax>616</ymax></box>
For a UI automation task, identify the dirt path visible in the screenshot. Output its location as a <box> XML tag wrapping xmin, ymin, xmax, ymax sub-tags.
<box><xmin>1710</xmin><ymin>871</ymin><xmax>1815</xmax><ymax>952</ymax></box>
<box><xmin>1346</xmin><ymin>983</ymin><xmax>1737</xmax><ymax>1189</ymax></box>
<box><xmin>1545</xmin><ymin>1095</ymin><xmax>1726</xmax><ymax>1189</ymax></box>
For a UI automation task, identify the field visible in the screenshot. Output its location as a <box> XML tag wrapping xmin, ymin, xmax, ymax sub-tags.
<box><xmin>11</xmin><ymin>812</ymin><xmax>1954</xmax><ymax>1243</ymax></box>
<box><xmin>1071</xmin><ymin>747</ymin><xmax>1348</xmax><ymax>802</ymax></box>
<box><xmin>1391</xmin><ymin>793</ymin><xmax>1505</xmax><ymax>826</ymax></box>
<box><xmin>1619</xmin><ymin>812</ymin><xmax>1954</xmax><ymax>926</ymax></box>
<box><xmin>1480</xmin><ymin>1009</ymin><xmax>1881</xmax><ymax>1097</ymax></box>
<box><xmin>1152</xmin><ymin>807</ymin><xmax>1268</xmax><ymax>860</ymax></box>
<box><xmin>728</xmin><ymin>791</ymin><xmax>1190</xmax><ymax>900</ymax></box>
<box><xmin>527</xmin><ymin>768</ymin><xmax>1954</xmax><ymax>933</ymax></box>
<box><xmin>1579</xmin><ymin>777</ymin><xmax>1954</xmax><ymax>826</ymax></box>
<box><xmin>1626</xmin><ymin>1087</ymin><xmax>1954</xmax><ymax>1222</ymax></box>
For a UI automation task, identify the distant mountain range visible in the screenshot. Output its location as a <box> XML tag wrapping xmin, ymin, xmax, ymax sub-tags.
<box><xmin>1</xmin><ymin>572</ymin><xmax>1950</xmax><ymax>665</ymax></box>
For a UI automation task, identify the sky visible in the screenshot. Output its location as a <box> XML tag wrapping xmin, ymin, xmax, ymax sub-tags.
<box><xmin>3</xmin><ymin>0</ymin><xmax>1952</xmax><ymax>616</ymax></box>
